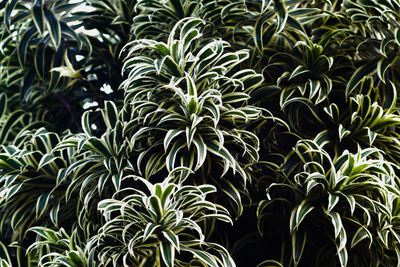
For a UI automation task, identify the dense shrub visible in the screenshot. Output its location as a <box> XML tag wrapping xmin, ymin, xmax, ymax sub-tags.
<box><xmin>1</xmin><ymin>0</ymin><xmax>400</xmax><ymax>266</ymax></box>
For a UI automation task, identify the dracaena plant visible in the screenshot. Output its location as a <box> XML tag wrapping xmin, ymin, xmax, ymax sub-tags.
<box><xmin>2</xmin><ymin>0</ymin><xmax>400</xmax><ymax>266</ymax></box>
<box><xmin>132</xmin><ymin>0</ymin><xmax>199</xmax><ymax>40</ymax></box>
<box><xmin>0</xmin><ymin>127</ymin><xmax>79</xmax><ymax>243</ymax></box>
<box><xmin>258</xmin><ymin>135</ymin><xmax>400</xmax><ymax>266</ymax></box>
<box><xmin>89</xmin><ymin>178</ymin><xmax>235</xmax><ymax>267</ymax></box>
<box><xmin>53</xmin><ymin>100</ymin><xmax>135</xmax><ymax>233</ymax></box>
<box><xmin>27</xmin><ymin>227</ymin><xmax>100</xmax><ymax>267</ymax></box>
<box><xmin>121</xmin><ymin>17</ymin><xmax>267</xmax><ymax>214</ymax></box>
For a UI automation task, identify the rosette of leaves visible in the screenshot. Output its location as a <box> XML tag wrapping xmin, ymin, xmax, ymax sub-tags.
<box><xmin>340</xmin><ymin>0</ymin><xmax>400</xmax><ymax>108</ymax></box>
<box><xmin>199</xmin><ymin>0</ymin><xmax>321</xmax><ymax>54</ymax></box>
<box><xmin>121</xmin><ymin>18</ymin><xmax>265</xmax><ymax>214</ymax></box>
<box><xmin>132</xmin><ymin>0</ymin><xmax>199</xmax><ymax>40</ymax></box>
<box><xmin>26</xmin><ymin>227</ymin><xmax>100</xmax><ymax>267</ymax></box>
<box><xmin>334</xmin><ymin>91</ymin><xmax>400</xmax><ymax>149</ymax></box>
<box><xmin>258</xmin><ymin>136</ymin><xmax>400</xmax><ymax>266</ymax></box>
<box><xmin>0</xmin><ymin>128</ymin><xmax>78</xmax><ymax>243</ymax></box>
<box><xmin>89</xmin><ymin>178</ymin><xmax>234</xmax><ymax>267</ymax></box>
<box><xmin>53</xmin><ymin>100</ymin><xmax>134</xmax><ymax>233</ymax></box>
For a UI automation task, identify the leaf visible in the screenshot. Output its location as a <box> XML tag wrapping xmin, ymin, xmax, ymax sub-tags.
<box><xmin>377</xmin><ymin>55</ymin><xmax>394</xmax><ymax>82</ymax></box>
<box><xmin>292</xmin><ymin>229</ymin><xmax>307</xmax><ymax>267</ymax></box>
<box><xmin>37</xmin><ymin>154</ymin><xmax>56</xmax><ymax>170</ymax></box>
<box><xmin>327</xmin><ymin>211</ymin><xmax>342</xmax><ymax>238</ymax></box>
<box><xmin>148</xmin><ymin>196</ymin><xmax>163</xmax><ymax>221</ymax></box>
<box><xmin>345</xmin><ymin>62</ymin><xmax>377</xmax><ymax>97</ymax></box>
<box><xmin>163</xmin><ymin>56</ymin><xmax>181</xmax><ymax>77</ymax></box>
<box><xmin>32</xmin><ymin>0</ymin><xmax>45</xmax><ymax>35</ymax></box>
<box><xmin>160</xmin><ymin>184</ymin><xmax>175</xmax><ymax>209</ymax></box>
<box><xmin>103</xmin><ymin>101</ymin><xmax>118</xmax><ymax>129</ymax></box>
<box><xmin>49</xmin><ymin>201</ymin><xmax>60</xmax><ymax>227</ymax></box>
<box><xmin>0</xmin><ymin>110</ymin><xmax>25</xmax><ymax>144</ymax></box>
<box><xmin>351</xmin><ymin>226</ymin><xmax>372</xmax><ymax>248</ymax></box>
<box><xmin>275</xmin><ymin>2</ymin><xmax>288</xmax><ymax>34</ymax></box>
<box><xmin>257</xmin><ymin>260</ymin><xmax>283</xmax><ymax>267</ymax></box>
<box><xmin>289</xmin><ymin>65</ymin><xmax>309</xmax><ymax>81</ymax></box>
<box><xmin>219</xmin><ymin>179</ymin><xmax>243</xmax><ymax>218</ymax></box>
<box><xmin>289</xmin><ymin>200</ymin><xmax>314</xmax><ymax>232</ymax></box>
<box><xmin>337</xmin><ymin>247</ymin><xmax>348</xmax><ymax>267</ymax></box>
<box><xmin>163</xmin><ymin>230</ymin><xmax>180</xmax><ymax>251</ymax></box>
<box><xmin>166</xmin><ymin>139</ymin><xmax>186</xmax><ymax>172</ymax></box>
<box><xmin>0</xmin><ymin>242</ymin><xmax>11</xmax><ymax>265</ymax></box>
<box><xmin>44</xmin><ymin>8</ymin><xmax>61</xmax><ymax>47</ymax></box>
<box><xmin>81</xmin><ymin>111</ymin><xmax>92</xmax><ymax>136</ymax></box>
<box><xmin>143</xmin><ymin>223</ymin><xmax>159</xmax><ymax>241</ymax></box>
<box><xmin>84</xmin><ymin>137</ymin><xmax>112</xmax><ymax>157</ymax></box>
<box><xmin>192</xmin><ymin>135</ymin><xmax>207</xmax><ymax>170</ymax></box>
<box><xmin>164</xmin><ymin>129</ymin><xmax>183</xmax><ymax>151</ymax></box>
<box><xmin>160</xmin><ymin>239</ymin><xmax>174</xmax><ymax>267</ymax></box>
<box><xmin>18</xmin><ymin>27</ymin><xmax>37</xmax><ymax>66</ymax></box>
<box><xmin>338</xmin><ymin>124</ymin><xmax>350</xmax><ymax>141</ymax></box>
<box><xmin>254</xmin><ymin>11</ymin><xmax>275</xmax><ymax>53</ymax></box>
<box><xmin>222</xmin><ymin>92</ymin><xmax>250</xmax><ymax>104</ymax></box>
<box><xmin>327</xmin><ymin>193</ymin><xmax>339</xmax><ymax>213</ymax></box>
<box><xmin>4</xmin><ymin>0</ymin><xmax>18</xmax><ymax>30</ymax></box>
<box><xmin>0</xmin><ymin>94</ymin><xmax>7</xmax><ymax>120</ymax></box>
<box><xmin>181</xmin><ymin>246</ymin><xmax>219</xmax><ymax>267</ymax></box>
<box><xmin>395</xmin><ymin>27</ymin><xmax>400</xmax><ymax>46</ymax></box>
<box><xmin>111</xmin><ymin>173</ymin><xmax>121</xmax><ymax>191</ymax></box>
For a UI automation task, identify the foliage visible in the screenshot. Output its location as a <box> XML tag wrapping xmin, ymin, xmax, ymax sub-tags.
<box><xmin>1</xmin><ymin>0</ymin><xmax>400</xmax><ymax>266</ymax></box>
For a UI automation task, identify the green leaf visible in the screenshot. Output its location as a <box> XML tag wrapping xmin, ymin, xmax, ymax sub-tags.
<box><xmin>351</xmin><ymin>226</ymin><xmax>372</xmax><ymax>248</ymax></box>
<box><xmin>254</xmin><ymin>11</ymin><xmax>275</xmax><ymax>53</ymax></box>
<box><xmin>160</xmin><ymin>184</ymin><xmax>175</xmax><ymax>209</ymax></box>
<box><xmin>4</xmin><ymin>0</ymin><xmax>18</xmax><ymax>30</ymax></box>
<box><xmin>164</xmin><ymin>129</ymin><xmax>183</xmax><ymax>151</ymax></box>
<box><xmin>49</xmin><ymin>201</ymin><xmax>60</xmax><ymax>226</ymax></box>
<box><xmin>160</xmin><ymin>239</ymin><xmax>174</xmax><ymax>267</ymax></box>
<box><xmin>143</xmin><ymin>223</ymin><xmax>160</xmax><ymax>241</ymax></box>
<box><xmin>193</xmin><ymin>135</ymin><xmax>207</xmax><ymax>170</ymax></box>
<box><xmin>18</xmin><ymin>27</ymin><xmax>37</xmax><ymax>66</ymax></box>
<box><xmin>103</xmin><ymin>101</ymin><xmax>118</xmax><ymax>129</ymax></box>
<box><xmin>257</xmin><ymin>260</ymin><xmax>283</xmax><ymax>267</ymax></box>
<box><xmin>44</xmin><ymin>8</ymin><xmax>61</xmax><ymax>47</ymax></box>
<box><xmin>0</xmin><ymin>94</ymin><xmax>7</xmax><ymax>120</ymax></box>
<box><xmin>163</xmin><ymin>230</ymin><xmax>180</xmax><ymax>251</ymax></box>
<box><xmin>32</xmin><ymin>0</ymin><xmax>45</xmax><ymax>35</ymax></box>
<box><xmin>148</xmin><ymin>196</ymin><xmax>163</xmax><ymax>221</ymax></box>
<box><xmin>327</xmin><ymin>211</ymin><xmax>342</xmax><ymax>238</ymax></box>
<box><xmin>292</xmin><ymin>229</ymin><xmax>307</xmax><ymax>267</ymax></box>
<box><xmin>290</xmin><ymin>200</ymin><xmax>314</xmax><ymax>232</ymax></box>
<box><xmin>37</xmin><ymin>154</ymin><xmax>56</xmax><ymax>170</ymax></box>
<box><xmin>112</xmin><ymin>173</ymin><xmax>121</xmax><ymax>191</ymax></box>
<box><xmin>84</xmin><ymin>137</ymin><xmax>112</xmax><ymax>157</ymax></box>
<box><xmin>81</xmin><ymin>111</ymin><xmax>92</xmax><ymax>136</ymax></box>
<box><xmin>222</xmin><ymin>92</ymin><xmax>250</xmax><ymax>104</ymax></box>
<box><xmin>289</xmin><ymin>65</ymin><xmax>309</xmax><ymax>81</ymax></box>
<box><xmin>275</xmin><ymin>2</ymin><xmax>288</xmax><ymax>34</ymax></box>
<box><xmin>327</xmin><ymin>193</ymin><xmax>339</xmax><ymax>213</ymax></box>
<box><xmin>395</xmin><ymin>27</ymin><xmax>400</xmax><ymax>46</ymax></box>
<box><xmin>0</xmin><ymin>242</ymin><xmax>11</xmax><ymax>265</ymax></box>
<box><xmin>345</xmin><ymin>62</ymin><xmax>377</xmax><ymax>97</ymax></box>
<box><xmin>168</xmin><ymin>0</ymin><xmax>185</xmax><ymax>19</ymax></box>
<box><xmin>181</xmin><ymin>246</ymin><xmax>219</xmax><ymax>267</ymax></box>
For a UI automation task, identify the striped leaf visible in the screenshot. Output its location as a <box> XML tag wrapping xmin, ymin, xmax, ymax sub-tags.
<box><xmin>44</xmin><ymin>8</ymin><xmax>61</xmax><ymax>48</ymax></box>
<box><xmin>32</xmin><ymin>0</ymin><xmax>45</xmax><ymax>35</ymax></box>
<box><xmin>290</xmin><ymin>200</ymin><xmax>314</xmax><ymax>233</ymax></box>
